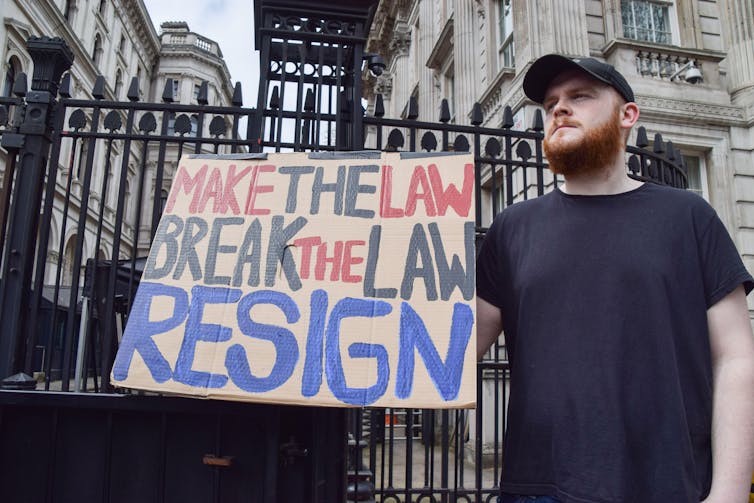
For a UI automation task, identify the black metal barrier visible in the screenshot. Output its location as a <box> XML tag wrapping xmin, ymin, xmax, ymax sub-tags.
<box><xmin>0</xmin><ymin>1</ymin><xmax>690</xmax><ymax>500</ymax></box>
<box><xmin>0</xmin><ymin>391</ymin><xmax>346</xmax><ymax>503</ymax></box>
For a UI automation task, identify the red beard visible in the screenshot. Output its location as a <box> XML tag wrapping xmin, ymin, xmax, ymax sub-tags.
<box><xmin>543</xmin><ymin>110</ymin><xmax>624</xmax><ymax>177</ymax></box>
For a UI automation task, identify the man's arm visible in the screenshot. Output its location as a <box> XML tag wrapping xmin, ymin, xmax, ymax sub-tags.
<box><xmin>702</xmin><ymin>285</ymin><xmax>754</xmax><ymax>503</ymax></box>
<box><xmin>477</xmin><ymin>297</ymin><xmax>503</xmax><ymax>361</ymax></box>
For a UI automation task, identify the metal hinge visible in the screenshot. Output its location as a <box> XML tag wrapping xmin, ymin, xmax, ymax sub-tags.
<box><xmin>202</xmin><ymin>454</ymin><xmax>234</xmax><ymax>467</ymax></box>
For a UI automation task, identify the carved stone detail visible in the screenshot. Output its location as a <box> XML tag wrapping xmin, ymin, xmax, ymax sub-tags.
<box><xmin>638</xmin><ymin>96</ymin><xmax>746</xmax><ymax>122</ymax></box>
<box><xmin>476</xmin><ymin>0</ymin><xmax>486</xmax><ymax>20</ymax></box>
<box><xmin>374</xmin><ymin>72</ymin><xmax>393</xmax><ymax>95</ymax></box>
<box><xmin>390</xmin><ymin>27</ymin><xmax>412</xmax><ymax>56</ymax></box>
<box><xmin>635</xmin><ymin>50</ymin><xmax>704</xmax><ymax>81</ymax></box>
<box><xmin>481</xmin><ymin>85</ymin><xmax>502</xmax><ymax>119</ymax></box>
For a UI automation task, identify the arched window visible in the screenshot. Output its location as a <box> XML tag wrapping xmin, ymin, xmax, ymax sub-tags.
<box><xmin>114</xmin><ymin>69</ymin><xmax>123</xmax><ymax>100</ymax></box>
<box><xmin>62</xmin><ymin>237</ymin><xmax>78</xmax><ymax>286</ymax></box>
<box><xmin>98</xmin><ymin>0</ymin><xmax>107</xmax><ymax>16</ymax></box>
<box><xmin>92</xmin><ymin>34</ymin><xmax>103</xmax><ymax>66</ymax></box>
<box><xmin>2</xmin><ymin>56</ymin><xmax>22</xmax><ymax>97</ymax></box>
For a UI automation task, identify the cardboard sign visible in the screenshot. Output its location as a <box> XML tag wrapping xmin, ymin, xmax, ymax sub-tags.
<box><xmin>111</xmin><ymin>151</ymin><xmax>476</xmax><ymax>408</ymax></box>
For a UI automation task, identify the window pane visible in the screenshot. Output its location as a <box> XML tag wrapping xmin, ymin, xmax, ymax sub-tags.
<box><xmin>167</xmin><ymin>112</ymin><xmax>176</xmax><ymax>135</ymax></box>
<box><xmin>498</xmin><ymin>0</ymin><xmax>515</xmax><ymax>69</ymax></box>
<box><xmin>621</xmin><ymin>2</ymin><xmax>636</xmax><ymax>39</ymax></box>
<box><xmin>503</xmin><ymin>41</ymin><xmax>515</xmax><ymax>68</ymax></box>
<box><xmin>636</xmin><ymin>1</ymin><xmax>651</xmax><ymax>41</ymax></box>
<box><xmin>499</xmin><ymin>0</ymin><xmax>513</xmax><ymax>40</ymax></box>
<box><xmin>621</xmin><ymin>0</ymin><xmax>672</xmax><ymax>44</ymax></box>
<box><xmin>652</xmin><ymin>4</ymin><xmax>670</xmax><ymax>43</ymax></box>
<box><xmin>3</xmin><ymin>61</ymin><xmax>16</xmax><ymax>96</ymax></box>
<box><xmin>683</xmin><ymin>155</ymin><xmax>704</xmax><ymax>197</ymax></box>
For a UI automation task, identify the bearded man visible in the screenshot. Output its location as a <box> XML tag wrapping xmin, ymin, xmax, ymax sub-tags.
<box><xmin>475</xmin><ymin>54</ymin><xmax>754</xmax><ymax>503</ymax></box>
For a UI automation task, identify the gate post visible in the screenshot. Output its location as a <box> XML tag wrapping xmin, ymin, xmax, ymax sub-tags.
<box><xmin>0</xmin><ymin>37</ymin><xmax>74</xmax><ymax>381</ymax></box>
<box><xmin>251</xmin><ymin>0</ymin><xmax>378</xmax><ymax>151</ymax></box>
<box><xmin>250</xmin><ymin>2</ymin><xmax>378</xmax><ymax>500</ymax></box>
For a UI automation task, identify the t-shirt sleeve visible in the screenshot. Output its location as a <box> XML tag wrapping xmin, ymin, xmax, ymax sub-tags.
<box><xmin>476</xmin><ymin>214</ymin><xmax>505</xmax><ymax>308</ymax></box>
<box><xmin>698</xmin><ymin>211</ymin><xmax>754</xmax><ymax>308</ymax></box>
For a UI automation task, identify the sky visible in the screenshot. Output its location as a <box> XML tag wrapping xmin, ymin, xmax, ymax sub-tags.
<box><xmin>143</xmin><ymin>0</ymin><xmax>260</xmax><ymax>106</ymax></box>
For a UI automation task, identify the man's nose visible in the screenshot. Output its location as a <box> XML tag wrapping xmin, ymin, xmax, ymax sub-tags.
<box><xmin>552</xmin><ymin>99</ymin><xmax>571</xmax><ymax>117</ymax></box>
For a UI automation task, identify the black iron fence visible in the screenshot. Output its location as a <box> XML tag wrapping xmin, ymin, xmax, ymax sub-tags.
<box><xmin>0</xmin><ymin>390</ymin><xmax>345</xmax><ymax>503</ymax></box>
<box><xmin>0</xmin><ymin>28</ymin><xmax>689</xmax><ymax>502</ymax></box>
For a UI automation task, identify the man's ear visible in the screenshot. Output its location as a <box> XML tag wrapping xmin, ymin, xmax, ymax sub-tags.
<box><xmin>620</xmin><ymin>102</ymin><xmax>640</xmax><ymax>129</ymax></box>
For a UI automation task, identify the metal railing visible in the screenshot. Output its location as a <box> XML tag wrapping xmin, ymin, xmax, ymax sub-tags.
<box><xmin>0</xmin><ymin>28</ymin><xmax>689</xmax><ymax>503</ymax></box>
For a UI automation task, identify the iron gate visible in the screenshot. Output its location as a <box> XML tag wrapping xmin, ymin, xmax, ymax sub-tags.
<box><xmin>0</xmin><ymin>1</ymin><xmax>689</xmax><ymax>501</ymax></box>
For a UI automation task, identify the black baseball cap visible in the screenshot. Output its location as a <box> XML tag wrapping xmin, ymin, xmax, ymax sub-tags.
<box><xmin>523</xmin><ymin>54</ymin><xmax>635</xmax><ymax>104</ymax></box>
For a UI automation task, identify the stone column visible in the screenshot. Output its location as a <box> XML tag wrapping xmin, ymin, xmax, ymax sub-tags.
<box><xmin>551</xmin><ymin>0</ymin><xmax>590</xmax><ymax>56</ymax></box>
<box><xmin>721</xmin><ymin>0</ymin><xmax>754</xmax><ymax>296</ymax></box>
<box><xmin>417</xmin><ymin>0</ymin><xmax>435</xmax><ymax>121</ymax></box>
<box><xmin>723</xmin><ymin>0</ymin><xmax>754</xmax><ymax>104</ymax></box>
<box><xmin>388</xmin><ymin>23</ymin><xmax>412</xmax><ymax>118</ymax></box>
<box><xmin>521</xmin><ymin>0</ymin><xmax>589</xmax><ymax>62</ymax></box>
<box><xmin>454</xmin><ymin>0</ymin><xmax>479</xmax><ymax>123</ymax></box>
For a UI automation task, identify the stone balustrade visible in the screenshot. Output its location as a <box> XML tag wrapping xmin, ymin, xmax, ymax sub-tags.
<box><xmin>635</xmin><ymin>50</ymin><xmax>699</xmax><ymax>81</ymax></box>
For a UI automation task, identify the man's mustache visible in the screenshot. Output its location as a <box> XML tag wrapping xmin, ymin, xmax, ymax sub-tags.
<box><xmin>547</xmin><ymin>119</ymin><xmax>581</xmax><ymax>137</ymax></box>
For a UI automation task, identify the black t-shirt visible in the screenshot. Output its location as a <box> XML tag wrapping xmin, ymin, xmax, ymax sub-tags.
<box><xmin>476</xmin><ymin>183</ymin><xmax>753</xmax><ymax>503</ymax></box>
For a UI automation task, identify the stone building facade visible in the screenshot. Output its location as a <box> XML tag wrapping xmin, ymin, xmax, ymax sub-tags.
<box><xmin>366</xmin><ymin>0</ymin><xmax>754</xmax><ymax>464</ymax></box>
<box><xmin>366</xmin><ymin>0</ymin><xmax>754</xmax><ymax>278</ymax></box>
<box><xmin>0</xmin><ymin>0</ymin><xmax>234</xmax><ymax>283</ymax></box>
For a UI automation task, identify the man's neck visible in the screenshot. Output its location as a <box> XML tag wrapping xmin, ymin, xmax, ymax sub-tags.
<box><xmin>559</xmin><ymin>160</ymin><xmax>643</xmax><ymax>196</ymax></box>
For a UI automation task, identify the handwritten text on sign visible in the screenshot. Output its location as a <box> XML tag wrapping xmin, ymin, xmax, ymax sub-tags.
<box><xmin>111</xmin><ymin>152</ymin><xmax>476</xmax><ymax>408</ymax></box>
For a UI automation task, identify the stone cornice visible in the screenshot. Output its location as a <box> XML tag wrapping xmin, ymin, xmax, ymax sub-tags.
<box><xmin>158</xmin><ymin>40</ymin><xmax>232</xmax><ymax>77</ymax></box>
<box><xmin>160</xmin><ymin>45</ymin><xmax>226</xmax><ymax>67</ymax></box>
<box><xmin>478</xmin><ymin>70</ymin><xmax>530</xmax><ymax>127</ymax></box>
<box><xmin>479</xmin><ymin>68</ymin><xmax>513</xmax><ymax>115</ymax></box>
<box><xmin>13</xmin><ymin>0</ymin><xmax>99</xmax><ymax>86</ymax></box>
<box><xmin>367</xmin><ymin>0</ymin><xmax>397</xmax><ymax>56</ymax></box>
<box><xmin>602</xmin><ymin>38</ymin><xmax>727</xmax><ymax>63</ymax></box>
<box><xmin>636</xmin><ymin>95</ymin><xmax>747</xmax><ymax>127</ymax></box>
<box><xmin>367</xmin><ymin>0</ymin><xmax>415</xmax><ymax>59</ymax></box>
<box><xmin>427</xmin><ymin>16</ymin><xmax>453</xmax><ymax>70</ymax></box>
<box><xmin>3</xmin><ymin>17</ymin><xmax>33</xmax><ymax>42</ymax></box>
<box><xmin>122</xmin><ymin>0</ymin><xmax>161</xmax><ymax>63</ymax></box>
